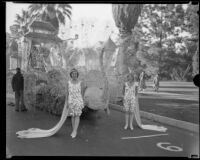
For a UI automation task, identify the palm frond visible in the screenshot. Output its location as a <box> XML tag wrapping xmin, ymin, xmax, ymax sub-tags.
<box><xmin>58</xmin><ymin>4</ymin><xmax>72</xmax><ymax>10</ymax></box>
<box><xmin>59</xmin><ymin>4</ymin><xmax>72</xmax><ymax>16</ymax></box>
<box><xmin>12</xmin><ymin>24</ymin><xmax>20</xmax><ymax>29</ymax></box>
<box><xmin>63</xmin><ymin>9</ymin><xmax>72</xmax><ymax>16</ymax></box>
<box><xmin>15</xmin><ymin>14</ymin><xmax>23</xmax><ymax>22</ymax></box>
<box><xmin>62</xmin><ymin>10</ymin><xmax>71</xmax><ymax>20</ymax></box>
<box><xmin>29</xmin><ymin>4</ymin><xmax>44</xmax><ymax>16</ymax></box>
<box><xmin>41</xmin><ymin>11</ymin><xmax>48</xmax><ymax>20</ymax></box>
<box><xmin>27</xmin><ymin>4</ymin><xmax>72</xmax><ymax>29</ymax></box>
<box><xmin>56</xmin><ymin>8</ymin><xmax>70</xmax><ymax>21</ymax></box>
<box><xmin>21</xmin><ymin>10</ymin><xmax>29</xmax><ymax>24</ymax></box>
<box><xmin>22</xmin><ymin>9</ymin><xmax>26</xmax><ymax>17</ymax></box>
<box><xmin>58</xmin><ymin>4</ymin><xmax>72</xmax><ymax>20</ymax></box>
<box><xmin>12</xmin><ymin>24</ymin><xmax>21</xmax><ymax>32</ymax></box>
<box><xmin>56</xmin><ymin>9</ymin><xmax>65</xmax><ymax>24</ymax></box>
<box><xmin>25</xmin><ymin>11</ymin><xmax>29</xmax><ymax>20</ymax></box>
<box><xmin>14</xmin><ymin>19</ymin><xmax>21</xmax><ymax>25</ymax></box>
<box><xmin>50</xmin><ymin>17</ymin><xmax>59</xmax><ymax>30</ymax></box>
<box><xmin>46</xmin><ymin>4</ymin><xmax>56</xmax><ymax>14</ymax></box>
<box><xmin>31</xmin><ymin>13</ymin><xmax>40</xmax><ymax>21</ymax></box>
<box><xmin>65</xmin><ymin>13</ymin><xmax>71</xmax><ymax>20</ymax></box>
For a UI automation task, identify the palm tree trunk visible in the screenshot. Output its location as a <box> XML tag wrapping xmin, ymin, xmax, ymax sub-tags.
<box><xmin>99</xmin><ymin>48</ymin><xmax>110</xmax><ymax>111</ymax></box>
<box><xmin>192</xmin><ymin>40</ymin><xmax>199</xmax><ymax>76</ymax></box>
<box><xmin>116</xmin><ymin>34</ymin><xmax>132</xmax><ymax>77</ymax></box>
<box><xmin>158</xmin><ymin>5</ymin><xmax>163</xmax><ymax>75</ymax></box>
<box><xmin>112</xmin><ymin>4</ymin><xmax>143</xmax><ymax>79</ymax></box>
<box><xmin>182</xmin><ymin>64</ymin><xmax>191</xmax><ymax>80</ymax></box>
<box><xmin>158</xmin><ymin>31</ymin><xmax>162</xmax><ymax>74</ymax></box>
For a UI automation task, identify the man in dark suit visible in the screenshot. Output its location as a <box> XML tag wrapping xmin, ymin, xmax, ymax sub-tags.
<box><xmin>11</xmin><ymin>68</ymin><xmax>27</xmax><ymax>112</ymax></box>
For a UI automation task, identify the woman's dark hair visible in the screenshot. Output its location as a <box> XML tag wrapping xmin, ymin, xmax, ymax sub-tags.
<box><xmin>127</xmin><ymin>73</ymin><xmax>135</xmax><ymax>82</ymax></box>
<box><xmin>70</xmin><ymin>68</ymin><xmax>79</xmax><ymax>78</ymax></box>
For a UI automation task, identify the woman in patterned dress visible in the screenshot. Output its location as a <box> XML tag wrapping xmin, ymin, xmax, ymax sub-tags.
<box><xmin>123</xmin><ymin>73</ymin><xmax>138</xmax><ymax>130</ymax></box>
<box><xmin>66</xmin><ymin>68</ymin><xmax>85</xmax><ymax>138</ymax></box>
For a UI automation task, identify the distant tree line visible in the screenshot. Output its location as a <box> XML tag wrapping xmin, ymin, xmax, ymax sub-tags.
<box><xmin>113</xmin><ymin>4</ymin><xmax>199</xmax><ymax>81</ymax></box>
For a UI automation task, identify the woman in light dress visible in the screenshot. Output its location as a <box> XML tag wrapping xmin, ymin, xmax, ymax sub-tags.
<box><xmin>122</xmin><ymin>72</ymin><xmax>167</xmax><ymax>132</ymax></box>
<box><xmin>16</xmin><ymin>68</ymin><xmax>86</xmax><ymax>139</ymax></box>
<box><xmin>67</xmin><ymin>68</ymin><xmax>85</xmax><ymax>138</ymax></box>
<box><xmin>123</xmin><ymin>73</ymin><xmax>138</xmax><ymax>130</ymax></box>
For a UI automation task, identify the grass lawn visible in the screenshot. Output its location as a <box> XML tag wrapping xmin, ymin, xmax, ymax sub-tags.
<box><xmin>117</xmin><ymin>81</ymin><xmax>199</xmax><ymax>124</ymax></box>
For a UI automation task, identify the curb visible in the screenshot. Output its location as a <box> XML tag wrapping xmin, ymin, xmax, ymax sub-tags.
<box><xmin>109</xmin><ymin>103</ymin><xmax>199</xmax><ymax>133</ymax></box>
<box><xmin>6</xmin><ymin>94</ymin><xmax>199</xmax><ymax>133</ymax></box>
<box><xmin>139</xmin><ymin>91</ymin><xmax>198</xmax><ymax>101</ymax></box>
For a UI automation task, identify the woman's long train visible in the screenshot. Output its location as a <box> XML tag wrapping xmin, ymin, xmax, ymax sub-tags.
<box><xmin>134</xmin><ymin>97</ymin><xmax>167</xmax><ymax>132</ymax></box>
<box><xmin>16</xmin><ymin>97</ymin><xmax>167</xmax><ymax>139</ymax></box>
<box><xmin>16</xmin><ymin>102</ymin><xmax>69</xmax><ymax>138</ymax></box>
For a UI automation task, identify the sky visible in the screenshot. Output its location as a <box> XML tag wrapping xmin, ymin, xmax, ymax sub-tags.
<box><xmin>6</xmin><ymin>2</ymin><xmax>190</xmax><ymax>48</ymax></box>
<box><xmin>6</xmin><ymin>2</ymin><xmax>119</xmax><ymax>47</ymax></box>
<box><xmin>6</xmin><ymin>3</ymin><xmax>189</xmax><ymax>32</ymax></box>
<box><xmin>6</xmin><ymin>3</ymin><xmax>116</xmax><ymax>33</ymax></box>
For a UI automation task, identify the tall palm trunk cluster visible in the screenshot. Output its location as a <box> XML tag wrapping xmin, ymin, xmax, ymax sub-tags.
<box><xmin>112</xmin><ymin>4</ymin><xmax>143</xmax><ymax>77</ymax></box>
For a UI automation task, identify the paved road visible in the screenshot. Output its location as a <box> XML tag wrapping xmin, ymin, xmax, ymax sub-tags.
<box><xmin>6</xmin><ymin>99</ymin><xmax>199</xmax><ymax>157</ymax></box>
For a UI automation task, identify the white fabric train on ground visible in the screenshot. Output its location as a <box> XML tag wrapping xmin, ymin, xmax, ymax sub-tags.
<box><xmin>16</xmin><ymin>95</ymin><xmax>167</xmax><ymax>139</ymax></box>
<box><xmin>134</xmin><ymin>97</ymin><xmax>167</xmax><ymax>132</ymax></box>
<box><xmin>16</xmin><ymin>102</ymin><xmax>69</xmax><ymax>138</ymax></box>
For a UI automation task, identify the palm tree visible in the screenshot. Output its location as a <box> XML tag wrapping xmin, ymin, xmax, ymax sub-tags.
<box><xmin>28</xmin><ymin>4</ymin><xmax>72</xmax><ymax>31</ymax></box>
<box><xmin>14</xmin><ymin>9</ymin><xmax>34</xmax><ymax>37</ymax></box>
<box><xmin>10</xmin><ymin>9</ymin><xmax>36</xmax><ymax>69</ymax></box>
<box><xmin>112</xmin><ymin>4</ymin><xmax>143</xmax><ymax>76</ymax></box>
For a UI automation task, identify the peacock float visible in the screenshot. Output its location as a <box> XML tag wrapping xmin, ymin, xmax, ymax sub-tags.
<box><xmin>15</xmin><ymin>19</ymin><xmax>167</xmax><ymax>138</ymax></box>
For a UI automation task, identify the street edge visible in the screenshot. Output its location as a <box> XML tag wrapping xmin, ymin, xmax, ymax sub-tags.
<box><xmin>7</xmin><ymin>93</ymin><xmax>199</xmax><ymax>133</ymax></box>
<box><xmin>109</xmin><ymin>103</ymin><xmax>199</xmax><ymax>133</ymax></box>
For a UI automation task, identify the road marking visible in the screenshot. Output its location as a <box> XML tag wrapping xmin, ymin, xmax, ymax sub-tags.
<box><xmin>157</xmin><ymin>142</ymin><xmax>183</xmax><ymax>152</ymax></box>
<box><xmin>121</xmin><ymin>133</ymin><xmax>168</xmax><ymax>139</ymax></box>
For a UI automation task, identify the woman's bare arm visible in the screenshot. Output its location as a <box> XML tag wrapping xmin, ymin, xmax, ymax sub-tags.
<box><xmin>81</xmin><ymin>81</ymin><xmax>86</xmax><ymax>99</ymax></box>
<box><xmin>65</xmin><ymin>82</ymin><xmax>69</xmax><ymax>107</ymax></box>
<box><xmin>122</xmin><ymin>83</ymin><xmax>126</xmax><ymax>104</ymax></box>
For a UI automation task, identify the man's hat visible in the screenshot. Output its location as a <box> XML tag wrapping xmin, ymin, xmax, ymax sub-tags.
<box><xmin>16</xmin><ymin>67</ymin><xmax>21</xmax><ymax>72</ymax></box>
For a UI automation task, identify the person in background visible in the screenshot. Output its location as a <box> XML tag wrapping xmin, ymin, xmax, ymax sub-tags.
<box><xmin>122</xmin><ymin>73</ymin><xmax>139</xmax><ymax>130</ymax></box>
<box><xmin>153</xmin><ymin>74</ymin><xmax>160</xmax><ymax>92</ymax></box>
<box><xmin>139</xmin><ymin>71</ymin><xmax>146</xmax><ymax>91</ymax></box>
<box><xmin>11</xmin><ymin>68</ymin><xmax>27</xmax><ymax>112</ymax></box>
